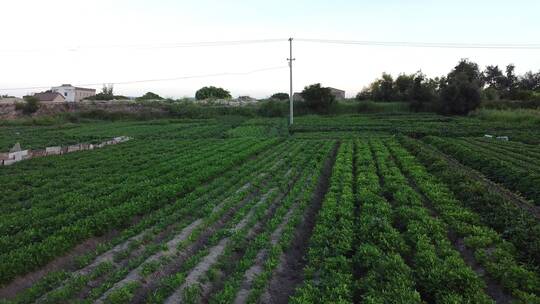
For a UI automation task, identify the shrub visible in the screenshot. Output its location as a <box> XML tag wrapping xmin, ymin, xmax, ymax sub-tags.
<box><xmin>136</xmin><ymin>92</ymin><xmax>163</xmax><ymax>101</ymax></box>
<box><xmin>270</xmin><ymin>92</ymin><xmax>289</xmax><ymax>100</ymax></box>
<box><xmin>16</xmin><ymin>96</ymin><xmax>40</xmax><ymax>115</ymax></box>
<box><xmin>300</xmin><ymin>83</ymin><xmax>336</xmax><ymax>114</ymax></box>
<box><xmin>257</xmin><ymin>99</ymin><xmax>287</xmax><ymax>117</ymax></box>
<box><xmin>195</xmin><ymin>86</ymin><xmax>231</xmax><ymax>100</ymax></box>
<box><xmin>439</xmin><ymin>59</ymin><xmax>483</xmax><ymax>115</ymax></box>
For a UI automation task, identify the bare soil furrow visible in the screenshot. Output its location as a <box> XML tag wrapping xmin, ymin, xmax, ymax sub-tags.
<box><xmin>260</xmin><ymin>142</ymin><xmax>339</xmax><ymax>304</ymax></box>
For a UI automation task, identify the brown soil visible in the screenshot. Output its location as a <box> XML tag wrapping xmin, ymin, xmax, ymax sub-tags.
<box><xmin>260</xmin><ymin>141</ymin><xmax>339</xmax><ymax>304</ymax></box>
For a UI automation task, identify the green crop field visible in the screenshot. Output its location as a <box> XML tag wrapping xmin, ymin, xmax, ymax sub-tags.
<box><xmin>0</xmin><ymin>113</ymin><xmax>539</xmax><ymax>304</ymax></box>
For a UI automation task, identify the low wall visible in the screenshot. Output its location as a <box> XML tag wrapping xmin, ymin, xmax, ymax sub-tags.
<box><xmin>0</xmin><ymin>136</ymin><xmax>131</xmax><ymax>166</ymax></box>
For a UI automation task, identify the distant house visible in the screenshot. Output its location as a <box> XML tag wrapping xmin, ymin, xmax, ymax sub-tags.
<box><xmin>293</xmin><ymin>92</ymin><xmax>304</xmax><ymax>101</ymax></box>
<box><xmin>51</xmin><ymin>84</ymin><xmax>96</xmax><ymax>102</ymax></box>
<box><xmin>33</xmin><ymin>91</ymin><xmax>65</xmax><ymax>103</ymax></box>
<box><xmin>328</xmin><ymin>87</ymin><xmax>346</xmax><ymax>99</ymax></box>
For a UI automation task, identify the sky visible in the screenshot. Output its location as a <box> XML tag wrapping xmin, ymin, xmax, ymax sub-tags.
<box><xmin>1</xmin><ymin>0</ymin><xmax>540</xmax><ymax>98</ymax></box>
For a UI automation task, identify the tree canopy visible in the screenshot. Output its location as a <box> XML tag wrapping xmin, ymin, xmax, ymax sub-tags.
<box><xmin>195</xmin><ymin>86</ymin><xmax>231</xmax><ymax>100</ymax></box>
<box><xmin>301</xmin><ymin>83</ymin><xmax>336</xmax><ymax>114</ymax></box>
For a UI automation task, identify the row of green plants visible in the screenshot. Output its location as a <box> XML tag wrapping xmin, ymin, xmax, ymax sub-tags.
<box><xmin>461</xmin><ymin>138</ymin><xmax>540</xmax><ymax>169</ymax></box>
<box><xmin>0</xmin><ymin>119</ymin><xmax>229</xmax><ymax>151</ymax></box>
<box><xmin>0</xmin><ymin>139</ymin><xmax>246</xmax><ymax>248</ymax></box>
<box><xmin>353</xmin><ymin>140</ymin><xmax>422</xmax><ymax>302</ymax></box>
<box><xmin>140</xmin><ymin>142</ymin><xmax>322</xmax><ymax>303</ymax></box>
<box><xmin>0</xmin><ymin>137</ymin><xmax>220</xmax><ymax>210</ymax></box>
<box><xmin>78</xmin><ymin>140</ymin><xmax>307</xmax><ymax>303</ymax></box>
<box><xmin>1</xmin><ymin>139</ymin><xmax>300</xmax><ymax>304</ymax></box>
<box><xmin>0</xmin><ymin>139</ymin><xmax>262</xmax><ymax>255</ymax></box>
<box><xmin>395</xmin><ymin>136</ymin><xmax>540</xmax><ymax>301</ymax></box>
<box><xmin>387</xmin><ymin>138</ymin><xmax>540</xmax><ymax>302</ymax></box>
<box><xmin>205</xmin><ymin>142</ymin><xmax>333</xmax><ymax>304</ymax></box>
<box><xmin>423</xmin><ymin>136</ymin><xmax>540</xmax><ymax>205</ymax></box>
<box><xmin>475</xmin><ymin>138</ymin><xmax>540</xmax><ymax>159</ymax></box>
<box><xmin>399</xmin><ymin>136</ymin><xmax>540</xmax><ymax>266</ymax></box>
<box><xmin>0</xmin><ymin>139</ymin><xmax>277</xmax><ymax>285</ymax></box>
<box><xmin>289</xmin><ymin>113</ymin><xmax>538</xmax><ymax>138</ymax></box>
<box><xmin>371</xmin><ymin>139</ymin><xmax>494</xmax><ymax>303</ymax></box>
<box><xmin>291</xmin><ymin>141</ymin><xmax>355</xmax><ymax>303</ymax></box>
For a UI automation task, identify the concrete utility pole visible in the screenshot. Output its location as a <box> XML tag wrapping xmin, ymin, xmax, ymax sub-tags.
<box><xmin>288</xmin><ymin>37</ymin><xmax>295</xmax><ymax>125</ymax></box>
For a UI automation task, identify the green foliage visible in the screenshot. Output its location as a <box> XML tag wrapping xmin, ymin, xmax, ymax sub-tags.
<box><xmin>300</xmin><ymin>83</ymin><xmax>336</xmax><ymax>114</ymax></box>
<box><xmin>136</xmin><ymin>92</ymin><xmax>163</xmax><ymax>101</ymax></box>
<box><xmin>439</xmin><ymin>59</ymin><xmax>482</xmax><ymax>115</ymax></box>
<box><xmin>16</xmin><ymin>96</ymin><xmax>40</xmax><ymax>115</ymax></box>
<box><xmin>105</xmin><ymin>282</ymin><xmax>140</xmax><ymax>304</ymax></box>
<box><xmin>257</xmin><ymin>99</ymin><xmax>288</xmax><ymax>117</ymax></box>
<box><xmin>195</xmin><ymin>86</ymin><xmax>231</xmax><ymax>100</ymax></box>
<box><xmin>270</xmin><ymin>92</ymin><xmax>289</xmax><ymax>100</ymax></box>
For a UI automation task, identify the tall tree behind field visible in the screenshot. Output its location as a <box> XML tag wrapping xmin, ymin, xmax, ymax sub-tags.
<box><xmin>439</xmin><ymin>59</ymin><xmax>482</xmax><ymax>115</ymax></box>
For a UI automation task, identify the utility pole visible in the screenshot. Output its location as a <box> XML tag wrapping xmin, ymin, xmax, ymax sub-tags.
<box><xmin>287</xmin><ymin>37</ymin><xmax>295</xmax><ymax>125</ymax></box>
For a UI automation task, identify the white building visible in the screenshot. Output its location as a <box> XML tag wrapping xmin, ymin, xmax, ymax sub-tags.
<box><xmin>51</xmin><ymin>84</ymin><xmax>96</xmax><ymax>102</ymax></box>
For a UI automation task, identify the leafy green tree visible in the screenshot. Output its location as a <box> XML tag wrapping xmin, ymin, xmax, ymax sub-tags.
<box><xmin>504</xmin><ymin>64</ymin><xmax>519</xmax><ymax>98</ymax></box>
<box><xmin>483</xmin><ymin>65</ymin><xmax>505</xmax><ymax>91</ymax></box>
<box><xmin>395</xmin><ymin>73</ymin><xmax>414</xmax><ymax>101</ymax></box>
<box><xmin>409</xmin><ymin>73</ymin><xmax>437</xmax><ymax>112</ymax></box>
<box><xmin>519</xmin><ymin>71</ymin><xmax>540</xmax><ymax>91</ymax></box>
<box><xmin>440</xmin><ymin>59</ymin><xmax>482</xmax><ymax>115</ymax></box>
<box><xmin>136</xmin><ymin>92</ymin><xmax>163</xmax><ymax>101</ymax></box>
<box><xmin>370</xmin><ymin>73</ymin><xmax>396</xmax><ymax>101</ymax></box>
<box><xmin>300</xmin><ymin>83</ymin><xmax>336</xmax><ymax>114</ymax></box>
<box><xmin>16</xmin><ymin>96</ymin><xmax>40</xmax><ymax>115</ymax></box>
<box><xmin>270</xmin><ymin>92</ymin><xmax>289</xmax><ymax>100</ymax></box>
<box><xmin>195</xmin><ymin>86</ymin><xmax>231</xmax><ymax>100</ymax></box>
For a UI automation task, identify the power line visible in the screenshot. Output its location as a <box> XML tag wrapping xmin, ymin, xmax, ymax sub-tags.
<box><xmin>0</xmin><ymin>39</ymin><xmax>287</xmax><ymax>53</ymax></box>
<box><xmin>0</xmin><ymin>65</ymin><xmax>288</xmax><ymax>91</ymax></box>
<box><xmin>296</xmin><ymin>38</ymin><xmax>540</xmax><ymax>49</ymax></box>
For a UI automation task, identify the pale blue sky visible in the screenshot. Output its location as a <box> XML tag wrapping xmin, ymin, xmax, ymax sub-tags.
<box><xmin>1</xmin><ymin>0</ymin><xmax>539</xmax><ymax>98</ymax></box>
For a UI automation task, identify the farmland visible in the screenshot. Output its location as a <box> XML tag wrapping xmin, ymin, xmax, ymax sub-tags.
<box><xmin>0</xmin><ymin>113</ymin><xmax>539</xmax><ymax>304</ymax></box>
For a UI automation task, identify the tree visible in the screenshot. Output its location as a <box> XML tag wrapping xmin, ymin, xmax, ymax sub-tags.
<box><xmin>195</xmin><ymin>86</ymin><xmax>231</xmax><ymax>100</ymax></box>
<box><xmin>395</xmin><ymin>73</ymin><xmax>415</xmax><ymax>101</ymax></box>
<box><xmin>440</xmin><ymin>59</ymin><xmax>482</xmax><ymax>115</ymax></box>
<box><xmin>136</xmin><ymin>92</ymin><xmax>163</xmax><ymax>101</ymax></box>
<box><xmin>519</xmin><ymin>71</ymin><xmax>540</xmax><ymax>91</ymax></box>
<box><xmin>370</xmin><ymin>73</ymin><xmax>396</xmax><ymax>101</ymax></box>
<box><xmin>503</xmin><ymin>64</ymin><xmax>519</xmax><ymax>98</ymax></box>
<box><xmin>270</xmin><ymin>92</ymin><xmax>289</xmax><ymax>100</ymax></box>
<box><xmin>483</xmin><ymin>65</ymin><xmax>505</xmax><ymax>91</ymax></box>
<box><xmin>16</xmin><ymin>96</ymin><xmax>40</xmax><ymax>115</ymax></box>
<box><xmin>86</xmin><ymin>84</ymin><xmax>115</xmax><ymax>101</ymax></box>
<box><xmin>300</xmin><ymin>83</ymin><xmax>336</xmax><ymax>114</ymax></box>
<box><xmin>409</xmin><ymin>73</ymin><xmax>437</xmax><ymax>112</ymax></box>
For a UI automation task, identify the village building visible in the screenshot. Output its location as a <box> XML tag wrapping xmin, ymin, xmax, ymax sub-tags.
<box><xmin>328</xmin><ymin>87</ymin><xmax>346</xmax><ymax>99</ymax></box>
<box><xmin>33</xmin><ymin>91</ymin><xmax>65</xmax><ymax>103</ymax></box>
<box><xmin>51</xmin><ymin>84</ymin><xmax>96</xmax><ymax>102</ymax></box>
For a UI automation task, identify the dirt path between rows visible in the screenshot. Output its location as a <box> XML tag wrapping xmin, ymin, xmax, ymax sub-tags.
<box><xmin>164</xmin><ymin>189</ymin><xmax>279</xmax><ymax>304</ymax></box>
<box><xmin>233</xmin><ymin>198</ymin><xmax>302</xmax><ymax>304</ymax></box>
<box><xmin>260</xmin><ymin>141</ymin><xmax>339</xmax><ymax>304</ymax></box>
